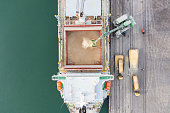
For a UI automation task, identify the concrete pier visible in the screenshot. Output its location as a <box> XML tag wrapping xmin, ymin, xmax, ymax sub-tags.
<box><xmin>109</xmin><ymin>0</ymin><xmax>170</xmax><ymax>113</ymax></box>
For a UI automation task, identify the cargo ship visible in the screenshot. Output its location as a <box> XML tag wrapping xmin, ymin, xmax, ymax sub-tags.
<box><xmin>52</xmin><ymin>0</ymin><xmax>113</xmax><ymax>112</ymax></box>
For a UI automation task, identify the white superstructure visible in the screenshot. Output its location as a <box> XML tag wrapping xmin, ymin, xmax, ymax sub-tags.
<box><xmin>52</xmin><ymin>0</ymin><xmax>113</xmax><ymax>113</ymax></box>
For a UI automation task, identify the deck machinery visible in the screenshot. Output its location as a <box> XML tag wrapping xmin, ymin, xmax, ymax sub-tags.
<box><xmin>52</xmin><ymin>0</ymin><xmax>135</xmax><ymax>113</ymax></box>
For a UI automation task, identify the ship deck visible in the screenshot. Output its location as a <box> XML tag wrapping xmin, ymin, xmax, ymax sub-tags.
<box><xmin>66</xmin><ymin>0</ymin><xmax>101</xmax><ymax>17</ymax></box>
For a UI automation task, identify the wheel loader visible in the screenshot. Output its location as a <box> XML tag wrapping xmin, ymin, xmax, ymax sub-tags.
<box><xmin>115</xmin><ymin>55</ymin><xmax>124</xmax><ymax>80</ymax></box>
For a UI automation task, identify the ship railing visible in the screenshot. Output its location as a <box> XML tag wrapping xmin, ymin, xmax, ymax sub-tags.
<box><xmin>58</xmin><ymin>0</ymin><xmax>66</xmax><ymax>71</ymax></box>
<box><xmin>64</xmin><ymin>20</ymin><xmax>103</xmax><ymax>25</ymax></box>
<box><xmin>101</xmin><ymin>0</ymin><xmax>110</xmax><ymax>72</ymax></box>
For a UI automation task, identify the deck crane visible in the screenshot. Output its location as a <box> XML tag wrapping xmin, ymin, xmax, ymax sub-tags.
<box><xmin>92</xmin><ymin>14</ymin><xmax>136</xmax><ymax>47</ymax></box>
<box><xmin>76</xmin><ymin>0</ymin><xmax>79</xmax><ymax>16</ymax></box>
<box><xmin>76</xmin><ymin>0</ymin><xmax>86</xmax><ymax>17</ymax></box>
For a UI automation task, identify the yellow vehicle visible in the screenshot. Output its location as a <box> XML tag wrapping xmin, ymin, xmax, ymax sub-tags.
<box><xmin>115</xmin><ymin>55</ymin><xmax>124</xmax><ymax>80</ymax></box>
<box><xmin>132</xmin><ymin>75</ymin><xmax>140</xmax><ymax>96</ymax></box>
<box><xmin>129</xmin><ymin>49</ymin><xmax>140</xmax><ymax>96</ymax></box>
<box><xmin>129</xmin><ymin>49</ymin><xmax>139</xmax><ymax>71</ymax></box>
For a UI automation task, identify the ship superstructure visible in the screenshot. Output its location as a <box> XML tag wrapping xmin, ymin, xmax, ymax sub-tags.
<box><xmin>52</xmin><ymin>0</ymin><xmax>113</xmax><ymax>113</ymax></box>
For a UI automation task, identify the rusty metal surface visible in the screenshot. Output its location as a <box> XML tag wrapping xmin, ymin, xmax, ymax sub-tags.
<box><xmin>110</xmin><ymin>0</ymin><xmax>170</xmax><ymax>113</ymax></box>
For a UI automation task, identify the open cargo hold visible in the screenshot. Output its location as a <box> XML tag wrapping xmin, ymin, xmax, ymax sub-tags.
<box><xmin>64</xmin><ymin>26</ymin><xmax>104</xmax><ymax>70</ymax></box>
<box><xmin>66</xmin><ymin>31</ymin><xmax>102</xmax><ymax>65</ymax></box>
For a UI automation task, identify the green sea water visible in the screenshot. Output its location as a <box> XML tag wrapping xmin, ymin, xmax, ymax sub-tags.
<box><xmin>0</xmin><ymin>0</ymin><xmax>108</xmax><ymax>113</ymax></box>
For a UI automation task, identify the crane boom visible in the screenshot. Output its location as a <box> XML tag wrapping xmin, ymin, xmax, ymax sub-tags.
<box><xmin>92</xmin><ymin>14</ymin><xmax>136</xmax><ymax>47</ymax></box>
<box><xmin>93</xmin><ymin>24</ymin><xmax>124</xmax><ymax>45</ymax></box>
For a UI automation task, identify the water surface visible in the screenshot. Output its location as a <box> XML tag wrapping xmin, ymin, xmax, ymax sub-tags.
<box><xmin>0</xmin><ymin>0</ymin><xmax>108</xmax><ymax>113</ymax></box>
